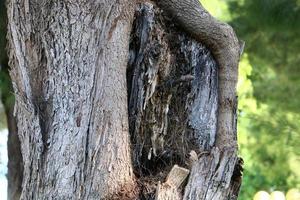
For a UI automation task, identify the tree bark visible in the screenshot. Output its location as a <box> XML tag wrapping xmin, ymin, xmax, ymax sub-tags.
<box><xmin>7</xmin><ymin>0</ymin><xmax>136</xmax><ymax>199</ymax></box>
<box><xmin>5</xmin><ymin>103</ymin><xmax>23</xmax><ymax>200</ymax></box>
<box><xmin>1</xmin><ymin>1</ymin><xmax>23</xmax><ymax>199</ymax></box>
<box><xmin>6</xmin><ymin>0</ymin><xmax>242</xmax><ymax>199</ymax></box>
<box><xmin>128</xmin><ymin>3</ymin><xmax>242</xmax><ymax>199</ymax></box>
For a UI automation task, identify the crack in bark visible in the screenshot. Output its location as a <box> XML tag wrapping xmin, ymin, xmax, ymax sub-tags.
<box><xmin>128</xmin><ymin>1</ymin><xmax>243</xmax><ymax>199</ymax></box>
<box><xmin>157</xmin><ymin>0</ymin><xmax>241</xmax><ymax>150</ymax></box>
<box><xmin>6</xmin><ymin>0</ymin><xmax>242</xmax><ymax>199</ymax></box>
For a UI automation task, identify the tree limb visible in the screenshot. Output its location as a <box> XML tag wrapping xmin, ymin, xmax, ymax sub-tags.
<box><xmin>157</xmin><ymin>0</ymin><xmax>242</xmax><ymax>149</ymax></box>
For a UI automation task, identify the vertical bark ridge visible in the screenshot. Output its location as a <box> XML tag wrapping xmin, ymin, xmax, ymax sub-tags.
<box><xmin>7</xmin><ymin>0</ymin><xmax>136</xmax><ymax>199</ymax></box>
<box><xmin>128</xmin><ymin>2</ymin><xmax>219</xmax><ymax>175</ymax></box>
<box><xmin>128</xmin><ymin>2</ymin><xmax>242</xmax><ymax>199</ymax></box>
<box><xmin>155</xmin><ymin>1</ymin><xmax>243</xmax><ymax>199</ymax></box>
<box><xmin>157</xmin><ymin>0</ymin><xmax>240</xmax><ymax>156</ymax></box>
<box><xmin>183</xmin><ymin>148</ymin><xmax>238</xmax><ymax>200</ymax></box>
<box><xmin>6</xmin><ymin>0</ymin><xmax>242</xmax><ymax>199</ymax></box>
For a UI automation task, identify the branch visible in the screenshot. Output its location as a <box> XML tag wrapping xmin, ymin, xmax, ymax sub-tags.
<box><xmin>157</xmin><ymin>0</ymin><xmax>242</xmax><ymax>149</ymax></box>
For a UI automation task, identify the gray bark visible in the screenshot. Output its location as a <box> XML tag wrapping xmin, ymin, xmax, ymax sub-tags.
<box><xmin>7</xmin><ymin>0</ymin><xmax>136</xmax><ymax>199</ymax></box>
<box><xmin>128</xmin><ymin>2</ymin><xmax>218</xmax><ymax>174</ymax></box>
<box><xmin>1</xmin><ymin>1</ymin><xmax>23</xmax><ymax>198</ymax></box>
<box><xmin>158</xmin><ymin>0</ymin><xmax>241</xmax><ymax>150</ymax></box>
<box><xmin>128</xmin><ymin>3</ymin><xmax>242</xmax><ymax>200</ymax></box>
<box><xmin>6</xmin><ymin>0</ymin><xmax>242</xmax><ymax>199</ymax></box>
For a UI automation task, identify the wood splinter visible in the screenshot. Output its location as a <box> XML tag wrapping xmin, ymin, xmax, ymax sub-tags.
<box><xmin>155</xmin><ymin>165</ymin><xmax>190</xmax><ymax>200</ymax></box>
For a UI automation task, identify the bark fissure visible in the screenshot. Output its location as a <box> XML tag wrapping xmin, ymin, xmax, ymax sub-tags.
<box><xmin>157</xmin><ymin>0</ymin><xmax>241</xmax><ymax>150</ymax></box>
<box><xmin>128</xmin><ymin>2</ymin><xmax>242</xmax><ymax>199</ymax></box>
<box><xmin>128</xmin><ymin>2</ymin><xmax>219</xmax><ymax>175</ymax></box>
<box><xmin>6</xmin><ymin>0</ymin><xmax>242</xmax><ymax>199</ymax></box>
<box><xmin>7</xmin><ymin>0</ymin><xmax>136</xmax><ymax>199</ymax></box>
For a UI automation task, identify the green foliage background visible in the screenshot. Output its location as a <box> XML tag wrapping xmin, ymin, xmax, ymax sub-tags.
<box><xmin>202</xmin><ymin>0</ymin><xmax>300</xmax><ymax>199</ymax></box>
<box><xmin>0</xmin><ymin>0</ymin><xmax>14</xmax><ymax>129</ymax></box>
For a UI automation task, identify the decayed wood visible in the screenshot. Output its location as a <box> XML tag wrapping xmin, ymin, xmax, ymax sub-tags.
<box><xmin>5</xmin><ymin>0</ymin><xmax>242</xmax><ymax>199</ymax></box>
<box><xmin>164</xmin><ymin>165</ymin><xmax>190</xmax><ymax>189</ymax></box>
<box><xmin>158</xmin><ymin>0</ymin><xmax>241</xmax><ymax>153</ymax></box>
<box><xmin>155</xmin><ymin>165</ymin><xmax>189</xmax><ymax>200</ymax></box>
<box><xmin>156</xmin><ymin>1</ymin><xmax>243</xmax><ymax>199</ymax></box>
<box><xmin>7</xmin><ymin>0</ymin><xmax>136</xmax><ymax>199</ymax></box>
<box><xmin>128</xmin><ymin>3</ymin><xmax>219</xmax><ymax>176</ymax></box>
<box><xmin>129</xmin><ymin>2</ymin><xmax>243</xmax><ymax>199</ymax></box>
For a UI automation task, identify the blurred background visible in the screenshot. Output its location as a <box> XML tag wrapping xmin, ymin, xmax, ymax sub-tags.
<box><xmin>0</xmin><ymin>0</ymin><xmax>299</xmax><ymax>199</ymax></box>
<box><xmin>202</xmin><ymin>0</ymin><xmax>300</xmax><ymax>199</ymax></box>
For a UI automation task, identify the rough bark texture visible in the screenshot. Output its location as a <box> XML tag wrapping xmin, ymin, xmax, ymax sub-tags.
<box><xmin>7</xmin><ymin>0</ymin><xmax>136</xmax><ymax>199</ymax></box>
<box><xmin>1</xmin><ymin>1</ymin><xmax>24</xmax><ymax>199</ymax></box>
<box><xmin>128</xmin><ymin>3</ymin><xmax>218</xmax><ymax>175</ymax></box>
<box><xmin>128</xmin><ymin>2</ymin><xmax>242</xmax><ymax>200</ymax></box>
<box><xmin>155</xmin><ymin>1</ymin><xmax>243</xmax><ymax>199</ymax></box>
<box><xmin>128</xmin><ymin>1</ymin><xmax>241</xmax><ymax>199</ymax></box>
<box><xmin>157</xmin><ymin>0</ymin><xmax>241</xmax><ymax>151</ymax></box>
<box><xmin>6</xmin><ymin>0</ymin><xmax>242</xmax><ymax>199</ymax></box>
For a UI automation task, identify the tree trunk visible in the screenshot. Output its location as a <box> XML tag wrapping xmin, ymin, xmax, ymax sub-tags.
<box><xmin>5</xmin><ymin>103</ymin><xmax>23</xmax><ymax>200</ymax></box>
<box><xmin>128</xmin><ymin>3</ymin><xmax>242</xmax><ymax>199</ymax></box>
<box><xmin>7</xmin><ymin>0</ymin><xmax>136</xmax><ymax>199</ymax></box>
<box><xmin>6</xmin><ymin>1</ymin><xmax>242</xmax><ymax>200</ymax></box>
<box><xmin>1</xmin><ymin>1</ymin><xmax>23</xmax><ymax>199</ymax></box>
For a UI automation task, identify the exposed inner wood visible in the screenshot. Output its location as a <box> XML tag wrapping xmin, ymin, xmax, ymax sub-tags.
<box><xmin>128</xmin><ymin>2</ymin><xmax>243</xmax><ymax>199</ymax></box>
<box><xmin>128</xmin><ymin>2</ymin><xmax>218</xmax><ymax>175</ymax></box>
<box><xmin>155</xmin><ymin>165</ymin><xmax>189</xmax><ymax>200</ymax></box>
<box><xmin>5</xmin><ymin>0</ymin><xmax>242</xmax><ymax>199</ymax></box>
<box><xmin>157</xmin><ymin>0</ymin><xmax>241</xmax><ymax>149</ymax></box>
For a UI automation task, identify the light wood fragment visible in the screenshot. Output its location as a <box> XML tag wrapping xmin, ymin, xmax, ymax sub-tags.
<box><xmin>155</xmin><ymin>165</ymin><xmax>190</xmax><ymax>200</ymax></box>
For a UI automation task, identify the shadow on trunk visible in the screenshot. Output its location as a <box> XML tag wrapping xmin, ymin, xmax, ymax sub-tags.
<box><xmin>127</xmin><ymin>3</ymin><xmax>243</xmax><ymax>199</ymax></box>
